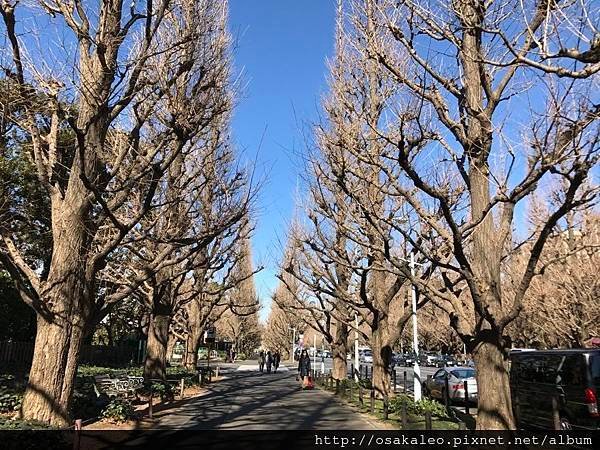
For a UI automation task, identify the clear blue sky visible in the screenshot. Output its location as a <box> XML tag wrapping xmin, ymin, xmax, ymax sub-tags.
<box><xmin>228</xmin><ymin>1</ymin><xmax>336</xmax><ymax>322</ymax></box>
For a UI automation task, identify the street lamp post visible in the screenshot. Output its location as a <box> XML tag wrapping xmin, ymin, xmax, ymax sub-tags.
<box><xmin>354</xmin><ymin>313</ymin><xmax>359</xmax><ymax>382</ymax></box>
<box><xmin>321</xmin><ymin>335</ymin><xmax>325</xmax><ymax>374</ymax></box>
<box><xmin>290</xmin><ymin>327</ymin><xmax>296</xmax><ymax>363</ymax></box>
<box><xmin>313</xmin><ymin>334</ymin><xmax>317</xmax><ymax>374</ymax></box>
<box><xmin>410</xmin><ymin>252</ymin><xmax>422</xmax><ymax>401</ymax></box>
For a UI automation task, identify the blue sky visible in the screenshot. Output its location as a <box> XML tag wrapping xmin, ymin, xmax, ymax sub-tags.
<box><xmin>228</xmin><ymin>1</ymin><xmax>337</xmax><ymax>322</ymax></box>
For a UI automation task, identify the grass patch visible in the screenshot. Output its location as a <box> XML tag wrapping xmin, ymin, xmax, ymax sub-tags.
<box><xmin>315</xmin><ymin>376</ymin><xmax>461</xmax><ymax>430</ymax></box>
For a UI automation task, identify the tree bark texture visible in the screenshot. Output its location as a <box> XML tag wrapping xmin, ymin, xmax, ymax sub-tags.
<box><xmin>20</xmin><ymin>187</ymin><xmax>92</xmax><ymax>426</ymax></box>
<box><xmin>144</xmin><ymin>313</ymin><xmax>171</xmax><ymax>380</ymax></box>
<box><xmin>331</xmin><ymin>322</ymin><xmax>348</xmax><ymax>381</ymax></box>
<box><xmin>472</xmin><ymin>332</ymin><xmax>515</xmax><ymax>429</ymax></box>
<box><xmin>371</xmin><ymin>320</ymin><xmax>393</xmax><ymax>399</ymax></box>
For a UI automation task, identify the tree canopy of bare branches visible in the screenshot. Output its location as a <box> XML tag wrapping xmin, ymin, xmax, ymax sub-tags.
<box><xmin>0</xmin><ymin>0</ymin><xmax>256</xmax><ymax>425</ymax></box>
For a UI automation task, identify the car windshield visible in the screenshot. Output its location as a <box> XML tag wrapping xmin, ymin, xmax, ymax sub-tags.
<box><xmin>450</xmin><ymin>369</ymin><xmax>476</xmax><ymax>379</ymax></box>
<box><xmin>591</xmin><ymin>356</ymin><xmax>600</xmax><ymax>385</ymax></box>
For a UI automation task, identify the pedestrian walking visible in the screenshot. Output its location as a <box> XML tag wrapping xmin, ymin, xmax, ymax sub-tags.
<box><xmin>259</xmin><ymin>350</ymin><xmax>265</xmax><ymax>373</ymax></box>
<box><xmin>297</xmin><ymin>349</ymin><xmax>312</xmax><ymax>389</ymax></box>
<box><xmin>273</xmin><ymin>351</ymin><xmax>281</xmax><ymax>373</ymax></box>
<box><xmin>266</xmin><ymin>351</ymin><xmax>273</xmax><ymax>374</ymax></box>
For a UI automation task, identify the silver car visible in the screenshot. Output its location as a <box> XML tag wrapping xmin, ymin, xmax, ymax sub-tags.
<box><xmin>423</xmin><ymin>366</ymin><xmax>478</xmax><ymax>403</ymax></box>
<box><xmin>361</xmin><ymin>350</ymin><xmax>373</xmax><ymax>363</ymax></box>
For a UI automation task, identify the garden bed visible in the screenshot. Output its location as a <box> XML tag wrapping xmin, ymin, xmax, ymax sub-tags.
<box><xmin>0</xmin><ymin>365</ymin><xmax>204</xmax><ymax>429</ymax></box>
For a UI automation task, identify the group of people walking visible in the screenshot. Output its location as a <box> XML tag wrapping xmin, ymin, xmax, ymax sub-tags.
<box><xmin>256</xmin><ymin>349</ymin><xmax>314</xmax><ymax>390</ymax></box>
<box><xmin>258</xmin><ymin>350</ymin><xmax>281</xmax><ymax>374</ymax></box>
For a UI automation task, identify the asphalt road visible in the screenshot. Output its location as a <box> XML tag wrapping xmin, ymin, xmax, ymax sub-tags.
<box><xmin>197</xmin><ymin>359</ymin><xmax>477</xmax><ymax>416</ymax></box>
<box><xmin>153</xmin><ymin>361</ymin><xmax>388</xmax><ymax>430</ymax></box>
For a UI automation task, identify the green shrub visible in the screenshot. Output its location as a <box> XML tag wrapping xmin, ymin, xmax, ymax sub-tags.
<box><xmin>101</xmin><ymin>398</ymin><xmax>136</xmax><ymax>423</ymax></box>
<box><xmin>412</xmin><ymin>398</ymin><xmax>448</xmax><ymax>418</ymax></box>
<box><xmin>389</xmin><ymin>395</ymin><xmax>448</xmax><ymax>419</ymax></box>
<box><xmin>151</xmin><ymin>381</ymin><xmax>174</xmax><ymax>401</ymax></box>
<box><xmin>77</xmin><ymin>365</ymin><xmax>143</xmax><ymax>378</ymax></box>
<box><xmin>389</xmin><ymin>393</ymin><xmax>412</xmax><ymax>414</ymax></box>
<box><xmin>0</xmin><ymin>416</ymin><xmax>56</xmax><ymax>430</ymax></box>
<box><xmin>0</xmin><ymin>391</ymin><xmax>23</xmax><ymax>413</ymax></box>
<box><xmin>359</xmin><ymin>378</ymin><xmax>372</xmax><ymax>389</ymax></box>
<box><xmin>165</xmin><ymin>367</ymin><xmax>200</xmax><ymax>387</ymax></box>
<box><xmin>0</xmin><ymin>375</ymin><xmax>24</xmax><ymax>413</ymax></box>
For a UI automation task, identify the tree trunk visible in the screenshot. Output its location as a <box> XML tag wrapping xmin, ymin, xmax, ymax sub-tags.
<box><xmin>331</xmin><ymin>325</ymin><xmax>348</xmax><ymax>381</ymax></box>
<box><xmin>184</xmin><ymin>327</ymin><xmax>202</xmax><ymax>371</ymax></box>
<box><xmin>144</xmin><ymin>313</ymin><xmax>171</xmax><ymax>380</ymax></box>
<box><xmin>19</xmin><ymin>189</ymin><xmax>91</xmax><ymax>427</ymax></box>
<box><xmin>166</xmin><ymin>333</ymin><xmax>178</xmax><ymax>364</ymax></box>
<box><xmin>371</xmin><ymin>322</ymin><xmax>393</xmax><ymax>399</ymax></box>
<box><xmin>20</xmin><ymin>316</ymin><xmax>84</xmax><ymax>427</ymax></box>
<box><xmin>473</xmin><ymin>332</ymin><xmax>515</xmax><ymax>429</ymax></box>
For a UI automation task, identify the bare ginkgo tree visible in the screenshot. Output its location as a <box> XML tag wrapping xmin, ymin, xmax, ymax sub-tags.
<box><xmin>335</xmin><ymin>0</ymin><xmax>600</xmax><ymax>429</ymax></box>
<box><xmin>0</xmin><ymin>0</ymin><xmax>249</xmax><ymax>426</ymax></box>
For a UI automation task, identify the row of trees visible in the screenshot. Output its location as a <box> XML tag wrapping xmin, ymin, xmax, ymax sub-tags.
<box><xmin>0</xmin><ymin>0</ymin><xmax>260</xmax><ymax>426</ymax></box>
<box><xmin>267</xmin><ymin>0</ymin><xmax>599</xmax><ymax>430</ymax></box>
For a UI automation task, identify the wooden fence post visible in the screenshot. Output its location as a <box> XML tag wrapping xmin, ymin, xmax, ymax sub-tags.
<box><xmin>383</xmin><ymin>396</ymin><xmax>389</xmax><ymax>420</ymax></box>
<box><xmin>425</xmin><ymin>411</ymin><xmax>432</xmax><ymax>430</ymax></box>
<box><xmin>359</xmin><ymin>383</ymin><xmax>364</xmax><ymax>405</ymax></box>
<box><xmin>552</xmin><ymin>396</ymin><xmax>561</xmax><ymax>430</ymax></box>
<box><xmin>148</xmin><ymin>385</ymin><xmax>153</xmax><ymax>419</ymax></box>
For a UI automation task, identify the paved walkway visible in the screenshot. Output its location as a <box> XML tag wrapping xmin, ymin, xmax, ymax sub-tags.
<box><xmin>151</xmin><ymin>361</ymin><xmax>385</xmax><ymax>430</ymax></box>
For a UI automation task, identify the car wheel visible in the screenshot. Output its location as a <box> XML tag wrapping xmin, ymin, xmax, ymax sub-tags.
<box><xmin>559</xmin><ymin>417</ymin><xmax>572</xmax><ymax>430</ymax></box>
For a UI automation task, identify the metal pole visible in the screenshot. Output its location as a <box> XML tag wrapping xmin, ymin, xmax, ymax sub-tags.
<box><xmin>290</xmin><ymin>328</ymin><xmax>296</xmax><ymax>363</ymax></box>
<box><xmin>321</xmin><ymin>336</ymin><xmax>325</xmax><ymax>374</ymax></box>
<box><xmin>313</xmin><ymin>334</ymin><xmax>317</xmax><ymax>371</ymax></box>
<box><xmin>207</xmin><ymin>342</ymin><xmax>211</xmax><ymax>382</ymax></box>
<box><xmin>354</xmin><ymin>313</ymin><xmax>359</xmax><ymax>382</ymax></box>
<box><xmin>411</xmin><ymin>252</ymin><xmax>422</xmax><ymax>401</ymax></box>
<box><xmin>464</xmin><ymin>380</ymin><xmax>469</xmax><ymax>415</ymax></box>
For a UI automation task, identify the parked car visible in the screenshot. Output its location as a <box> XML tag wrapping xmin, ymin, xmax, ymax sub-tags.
<box><xmin>420</xmin><ymin>352</ymin><xmax>441</xmax><ymax>367</ymax></box>
<box><xmin>436</xmin><ymin>355</ymin><xmax>458</xmax><ymax>368</ymax></box>
<box><xmin>423</xmin><ymin>367</ymin><xmax>478</xmax><ymax>403</ymax></box>
<box><xmin>393</xmin><ymin>352</ymin><xmax>406</xmax><ymax>365</ymax></box>
<box><xmin>402</xmin><ymin>353</ymin><xmax>416</xmax><ymax>366</ymax></box>
<box><xmin>510</xmin><ymin>349</ymin><xmax>600</xmax><ymax>430</ymax></box>
<box><xmin>361</xmin><ymin>349</ymin><xmax>373</xmax><ymax>363</ymax></box>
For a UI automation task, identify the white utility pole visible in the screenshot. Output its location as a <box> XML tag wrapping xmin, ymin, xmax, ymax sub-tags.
<box><xmin>313</xmin><ymin>334</ymin><xmax>317</xmax><ymax>372</ymax></box>
<box><xmin>411</xmin><ymin>252</ymin><xmax>422</xmax><ymax>401</ymax></box>
<box><xmin>290</xmin><ymin>327</ymin><xmax>296</xmax><ymax>363</ymax></box>
<box><xmin>354</xmin><ymin>313</ymin><xmax>359</xmax><ymax>381</ymax></box>
<box><xmin>321</xmin><ymin>336</ymin><xmax>325</xmax><ymax>374</ymax></box>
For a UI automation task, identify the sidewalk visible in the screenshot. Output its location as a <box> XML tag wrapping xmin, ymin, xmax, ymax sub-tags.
<box><xmin>147</xmin><ymin>362</ymin><xmax>387</xmax><ymax>430</ymax></box>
